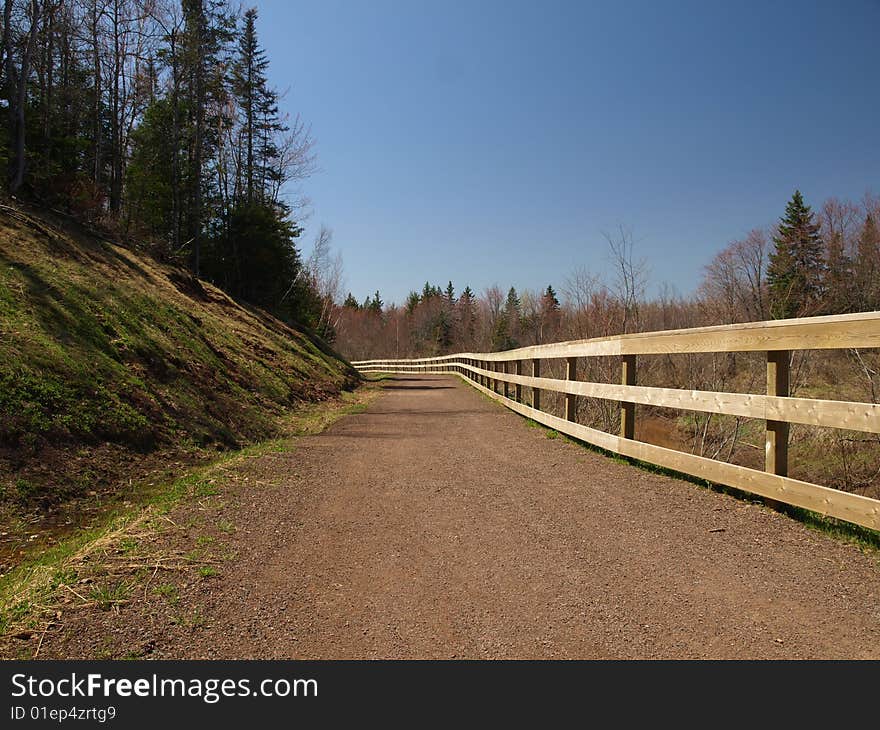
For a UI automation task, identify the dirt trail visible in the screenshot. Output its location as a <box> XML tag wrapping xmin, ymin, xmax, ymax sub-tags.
<box><xmin>24</xmin><ymin>375</ymin><xmax>880</xmax><ymax>659</ymax></box>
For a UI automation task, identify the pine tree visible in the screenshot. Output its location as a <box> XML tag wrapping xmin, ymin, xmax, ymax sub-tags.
<box><xmin>233</xmin><ymin>9</ymin><xmax>265</xmax><ymax>204</ymax></box>
<box><xmin>766</xmin><ymin>191</ymin><xmax>826</xmax><ymax>318</ymax></box>
<box><xmin>405</xmin><ymin>291</ymin><xmax>420</xmax><ymax>315</ymax></box>
<box><xmin>231</xmin><ymin>8</ymin><xmax>283</xmax><ymax>205</ymax></box>
<box><xmin>444</xmin><ymin>280</ymin><xmax>455</xmax><ymax>306</ymax></box>
<box><xmin>456</xmin><ymin>286</ymin><xmax>476</xmax><ymax>347</ymax></box>
<box><xmin>541</xmin><ymin>285</ymin><xmax>560</xmax><ymax>312</ymax></box>
<box><xmin>493</xmin><ymin>287</ymin><xmax>520</xmax><ymax>350</ymax></box>
<box><xmin>539</xmin><ymin>284</ymin><xmax>561</xmax><ymax>342</ymax></box>
<box><xmin>343</xmin><ymin>293</ymin><xmax>359</xmax><ymax>309</ymax></box>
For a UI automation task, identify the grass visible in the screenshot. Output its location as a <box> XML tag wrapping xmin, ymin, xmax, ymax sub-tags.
<box><xmin>89</xmin><ymin>582</ymin><xmax>132</xmax><ymax>610</ymax></box>
<box><xmin>153</xmin><ymin>583</ymin><xmax>180</xmax><ymax>606</ymax></box>
<box><xmin>0</xmin><ymin>386</ymin><xmax>380</xmax><ymax>639</ymax></box>
<box><xmin>0</xmin><ymin>203</ymin><xmax>359</xmax><ymax>508</ymax></box>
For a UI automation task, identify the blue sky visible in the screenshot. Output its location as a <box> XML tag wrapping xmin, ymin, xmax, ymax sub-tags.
<box><xmin>258</xmin><ymin>0</ymin><xmax>880</xmax><ymax>306</ymax></box>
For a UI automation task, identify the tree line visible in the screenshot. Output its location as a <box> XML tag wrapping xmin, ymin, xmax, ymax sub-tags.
<box><xmin>1</xmin><ymin>0</ymin><xmax>328</xmax><ymax>330</ymax></box>
<box><xmin>335</xmin><ymin>190</ymin><xmax>880</xmax><ymax>360</ymax></box>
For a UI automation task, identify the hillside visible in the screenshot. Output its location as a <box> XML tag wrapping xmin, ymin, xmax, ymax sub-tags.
<box><xmin>0</xmin><ymin>203</ymin><xmax>358</xmax><ymax>516</ymax></box>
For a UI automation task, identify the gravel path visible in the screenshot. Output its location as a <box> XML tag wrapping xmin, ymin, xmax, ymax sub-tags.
<box><xmin>24</xmin><ymin>375</ymin><xmax>880</xmax><ymax>659</ymax></box>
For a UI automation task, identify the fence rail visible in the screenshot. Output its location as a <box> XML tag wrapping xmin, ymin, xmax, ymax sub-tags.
<box><xmin>351</xmin><ymin>311</ymin><xmax>880</xmax><ymax>532</ymax></box>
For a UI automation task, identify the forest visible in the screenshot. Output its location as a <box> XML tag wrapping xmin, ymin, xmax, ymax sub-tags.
<box><xmin>1</xmin><ymin>0</ymin><xmax>331</xmax><ymax>332</ymax></box>
<box><xmin>335</xmin><ymin>190</ymin><xmax>880</xmax><ymax>361</ymax></box>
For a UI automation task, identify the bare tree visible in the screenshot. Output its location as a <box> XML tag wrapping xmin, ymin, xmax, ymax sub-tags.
<box><xmin>701</xmin><ymin>228</ymin><xmax>770</xmax><ymax>323</ymax></box>
<box><xmin>604</xmin><ymin>225</ymin><xmax>648</xmax><ymax>334</ymax></box>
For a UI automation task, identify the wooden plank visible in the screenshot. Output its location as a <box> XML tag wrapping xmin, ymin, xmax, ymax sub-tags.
<box><xmin>448</xmin><ymin>361</ymin><xmax>880</xmax><ymax>434</ymax></box>
<box><xmin>515</xmin><ymin>360</ymin><xmax>523</xmax><ymax>403</ymax></box>
<box><xmin>565</xmin><ymin>357</ymin><xmax>577</xmax><ymax>422</ymax></box>
<box><xmin>532</xmin><ymin>359</ymin><xmax>541</xmax><ymax>411</ymax></box>
<box><xmin>457</xmin><ymin>372</ymin><xmax>880</xmax><ymax>531</ymax></box>
<box><xmin>621</xmin><ymin>354</ymin><xmax>636</xmax><ymax>440</ymax></box>
<box><xmin>766</xmin><ymin>351</ymin><xmax>790</xmax><ymax>477</ymax></box>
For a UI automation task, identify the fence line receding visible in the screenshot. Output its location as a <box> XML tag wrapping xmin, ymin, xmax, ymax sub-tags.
<box><xmin>351</xmin><ymin>311</ymin><xmax>880</xmax><ymax>532</ymax></box>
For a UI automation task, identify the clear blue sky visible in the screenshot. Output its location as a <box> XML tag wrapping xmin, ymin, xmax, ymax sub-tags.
<box><xmin>258</xmin><ymin>0</ymin><xmax>880</xmax><ymax>306</ymax></box>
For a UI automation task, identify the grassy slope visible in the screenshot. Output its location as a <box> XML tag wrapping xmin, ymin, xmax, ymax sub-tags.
<box><xmin>0</xmin><ymin>203</ymin><xmax>358</xmax><ymax>507</ymax></box>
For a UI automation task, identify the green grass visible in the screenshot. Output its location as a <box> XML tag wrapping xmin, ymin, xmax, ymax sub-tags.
<box><xmin>89</xmin><ymin>582</ymin><xmax>132</xmax><ymax>610</ymax></box>
<box><xmin>0</xmin><ymin>205</ymin><xmax>359</xmax><ymax>507</ymax></box>
<box><xmin>153</xmin><ymin>583</ymin><xmax>180</xmax><ymax>606</ymax></box>
<box><xmin>0</xmin><ymin>387</ymin><xmax>377</xmax><ymax>637</ymax></box>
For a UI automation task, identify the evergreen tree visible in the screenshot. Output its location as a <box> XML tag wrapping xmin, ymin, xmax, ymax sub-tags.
<box><xmin>405</xmin><ymin>291</ymin><xmax>420</xmax><ymax>315</ymax></box>
<box><xmin>504</xmin><ymin>286</ymin><xmax>521</xmax><ymax>348</ymax></box>
<box><xmin>232</xmin><ymin>8</ymin><xmax>268</xmax><ymax>204</ymax></box>
<box><xmin>180</xmin><ymin>0</ymin><xmax>235</xmax><ymax>276</ymax></box>
<box><xmin>444</xmin><ymin>280</ymin><xmax>455</xmax><ymax>305</ymax></box>
<box><xmin>541</xmin><ymin>285</ymin><xmax>560</xmax><ymax>312</ymax></box>
<box><xmin>539</xmin><ymin>284</ymin><xmax>561</xmax><ymax>342</ymax></box>
<box><xmin>343</xmin><ymin>293</ymin><xmax>359</xmax><ymax>309</ymax></box>
<box><xmin>368</xmin><ymin>290</ymin><xmax>383</xmax><ymax>315</ymax></box>
<box><xmin>422</xmin><ymin>281</ymin><xmax>440</xmax><ymax>301</ymax></box>
<box><xmin>766</xmin><ymin>191</ymin><xmax>826</xmax><ymax>318</ymax></box>
<box><xmin>456</xmin><ymin>285</ymin><xmax>476</xmax><ymax>347</ymax></box>
<box><xmin>231</xmin><ymin>7</ymin><xmax>285</xmax><ymax>206</ymax></box>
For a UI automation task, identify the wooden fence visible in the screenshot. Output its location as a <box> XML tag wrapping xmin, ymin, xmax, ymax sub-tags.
<box><xmin>351</xmin><ymin>311</ymin><xmax>880</xmax><ymax>532</ymax></box>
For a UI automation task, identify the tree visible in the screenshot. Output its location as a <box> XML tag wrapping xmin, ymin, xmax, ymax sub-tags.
<box><xmin>538</xmin><ymin>284</ymin><xmax>561</xmax><ymax>342</ymax></box>
<box><xmin>856</xmin><ymin>214</ymin><xmax>880</xmax><ymax>311</ymax></box>
<box><xmin>404</xmin><ymin>290</ymin><xmax>420</xmax><ymax>315</ymax></box>
<box><xmin>231</xmin><ymin>7</ymin><xmax>282</xmax><ymax>207</ymax></box>
<box><xmin>456</xmin><ymin>285</ymin><xmax>476</xmax><ymax>348</ymax></box>
<box><xmin>224</xmin><ymin>201</ymin><xmax>302</xmax><ymax>317</ymax></box>
<box><xmin>180</xmin><ymin>0</ymin><xmax>233</xmax><ymax>276</ymax></box>
<box><xmin>701</xmin><ymin>230</ymin><xmax>770</xmax><ymax>323</ymax></box>
<box><xmin>368</xmin><ymin>290</ymin><xmax>383</xmax><ymax>315</ymax></box>
<box><xmin>503</xmin><ymin>286</ymin><xmax>521</xmax><ymax>347</ymax></box>
<box><xmin>444</xmin><ymin>280</ymin><xmax>455</xmax><ymax>306</ymax></box>
<box><xmin>767</xmin><ymin>191</ymin><xmax>826</xmax><ymax>318</ymax></box>
<box><xmin>343</xmin><ymin>292</ymin><xmax>359</xmax><ymax>309</ymax></box>
<box><xmin>5</xmin><ymin>0</ymin><xmax>41</xmax><ymax>193</ymax></box>
<box><xmin>824</xmin><ymin>230</ymin><xmax>852</xmax><ymax>314</ymax></box>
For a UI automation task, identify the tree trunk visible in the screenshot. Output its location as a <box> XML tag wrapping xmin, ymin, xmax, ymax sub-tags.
<box><xmin>10</xmin><ymin>0</ymin><xmax>41</xmax><ymax>194</ymax></box>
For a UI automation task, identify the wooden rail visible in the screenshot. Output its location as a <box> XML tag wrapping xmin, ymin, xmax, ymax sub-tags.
<box><xmin>352</xmin><ymin>311</ymin><xmax>880</xmax><ymax>532</ymax></box>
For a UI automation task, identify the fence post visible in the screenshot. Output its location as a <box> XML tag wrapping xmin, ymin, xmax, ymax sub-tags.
<box><xmin>532</xmin><ymin>359</ymin><xmax>540</xmax><ymax>410</ymax></box>
<box><xmin>503</xmin><ymin>361</ymin><xmax>510</xmax><ymax>398</ymax></box>
<box><xmin>565</xmin><ymin>357</ymin><xmax>577</xmax><ymax>422</ymax></box>
<box><xmin>766</xmin><ymin>350</ymin><xmax>790</xmax><ymax>476</ymax></box>
<box><xmin>515</xmin><ymin>360</ymin><xmax>523</xmax><ymax>403</ymax></box>
<box><xmin>621</xmin><ymin>354</ymin><xmax>636</xmax><ymax>439</ymax></box>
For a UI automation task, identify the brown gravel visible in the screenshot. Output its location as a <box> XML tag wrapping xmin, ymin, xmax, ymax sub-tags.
<box><xmin>19</xmin><ymin>375</ymin><xmax>880</xmax><ymax>659</ymax></box>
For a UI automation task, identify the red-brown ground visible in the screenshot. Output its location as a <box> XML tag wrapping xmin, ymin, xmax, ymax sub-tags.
<box><xmin>10</xmin><ymin>375</ymin><xmax>880</xmax><ymax>659</ymax></box>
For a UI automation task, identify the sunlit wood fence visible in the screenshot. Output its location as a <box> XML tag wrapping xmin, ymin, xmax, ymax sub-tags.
<box><xmin>352</xmin><ymin>312</ymin><xmax>880</xmax><ymax>531</ymax></box>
